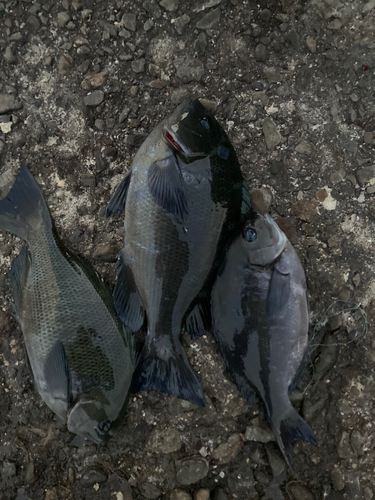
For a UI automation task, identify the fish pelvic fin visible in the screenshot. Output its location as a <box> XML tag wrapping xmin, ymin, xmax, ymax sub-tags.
<box><xmin>0</xmin><ymin>166</ymin><xmax>52</xmax><ymax>241</ymax></box>
<box><xmin>106</xmin><ymin>169</ymin><xmax>132</xmax><ymax>219</ymax></box>
<box><xmin>9</xmin><ymin>246</ymin><xmax>31</xmax><ymax>317</ymax></box>
<box><xmin>275</xmin><ymin>406</ymin><xmax>317</xmax><ymax>467</ymax></box>
<box><xmin>131</xmin><ymin>334</ymin><xmax>205</xmax><ymax>407</ymax></box>
<box><xmin>185</xmin><ymin>300</ymin><xmax>211</xmax><ymax>340</ymax></box>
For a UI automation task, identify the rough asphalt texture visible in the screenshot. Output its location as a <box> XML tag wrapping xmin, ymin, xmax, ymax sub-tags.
<box><xmin>0</xmin><ymin>0</ymin><xmax>375</xmax><ymax>499</ymax></box>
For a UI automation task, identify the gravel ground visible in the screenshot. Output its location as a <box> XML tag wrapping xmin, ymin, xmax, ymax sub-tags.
<box><xmin>1</xmin><ymin>0</ymin><xmax>375</xmax><ymax>499</ymax></box>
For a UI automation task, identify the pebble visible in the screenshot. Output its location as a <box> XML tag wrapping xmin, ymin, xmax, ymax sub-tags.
<box><xmin>265</xmin><ymin>71</ymin><xmax>282</xmax><ymax>83</ymax></box>
<box><xmin>337</xmin><ymin>431</ymin><xmax>354</xmax><ymax>459</ymax></box>
<box><xmin>288</xmin><ymin>484</ymin><xmax>315</xmax><ymax>500</ymax></box>
<box><xmin>81</xmin><ymin>467</ymin><xmax>107</xmax><ymax>487</ymax></box>
<box><xmin>364</xmin><ymin>487</ymin><xmax>374</xmax><ymax>500</ymax></box>
<box><xmin>313</xmin><ymin>337</ymin><xmax>338</xmax><ymax>380</ymax></box>
<box><xmin>84</xmin><ymin>90</ymin><xmax>104</xmax><ymax>106</ymax></box>
<box><xmin>122</xmin><ymin>13</ymin><xmax>137</xmax><ymax>32</ymax></box>
<box><xmin>262</xmin><ymin>117</ymin><xmax>281</xmax><ymax>149</ymax></box>
<box><xmin>199</xmin><ymin>99</ymin><xmax>217</xmax><ymax>113</ymax></box>
<box><xmin>4</xmin><ymin>46</ymin><xmax>16</xmax><ymax>63</ymax></box>
<box><xmin>196</xmin><ymin>8</ymin><xmax>221</xmax><ymax>29</ymax></box>
<box><xmin>131</xmin><ymin>58</ymin><xmax>146</xmax><ymax>73</ymax></box>
<box><xmin>15</xmin><ymin>489</ymin><xmax>33</xmax><ymax>500</ymax></box>
<box><xmin>245</xmin><ymin>417</ymin><xmax>275</xmax><ymax>443</ymax></box>
<box><xmin>0</xmin><ymin>94</ymin><xmax>22</xmax><ymax>114</ymax></box>
<box><xmin>291</xmin><ymin>200</ymin><xmax>318</xmax><ymax>223</ymax></box>
<box><xmin>57</xmin><ymin>11</ymin><xmax>70</xmax><ymax>27</ymax></box>
<box><xmin>364</xmin><ymin>132</ymin><xmax>375</xmax><ymax>144</ymax></box>
<box><xmin>295</xmin><ymin>140</ymin><xmax>313</xmax><ymax>155</ymax></box>
<box><xmin>194</xmin><ymin>32</ymin><xmax>207</xmax><ymax>54</ymax></box>
<box><xmin>356</xmin><ymin>165</ymin><xmax>375</xmax><ymax>186</ymax></box>
<box><xmin>251</xmin><ymin>187</ymin><xmax>272</xmax><ymax>214</ymax></box>
<box><xmin>351</xmin><ymin>430</ymin><xmax>365</xmax><ymax>456</ymax></box>
<box><xmin>146</xmin><ymin>428</ymin><xmax>182</xmax><ymax>453</ymax></box>
<box><xmin>91</xmin><ymin>241</ymin><xmax>120</xmax><ymax>262</ymax></box>
<box><xmin>173</xmin><ymin>56</ymin><xmax>205</xmax><ymax>83</ymax></box>
<box><xmin>2</xmin><ymin>461</ymin><xmax>16</xmax><ymax>477</ymax></box>
<box><xmin>327</xmin><ymin>19</ymin><xmax>343</xmax><ymax>30</ymax></box>
<box><xmin>81</xmin><ymin>72</ymin><xmax>108</xmax><ymax>90</ymax></box>
<box><xmin>77</xmin><ymin>60</ymin><xmax>90</xmax><ymax>73</ymax></box>
<box><xmin>211</xmin><ymin>434</ymin><xmax>242</xmax><ymax>464</ymax></box>
<box><xmin>58</xmin><ymin>54</ymin><xmax>72</xmax><ymax>75</ymax></box>
<box><xmin>194</xmin><ymin>489</ymin><xmax>209</xmax><ymax>500</ymax></box>
<box><xmin>160</xmin><ymin>0</ymin><xmax>179</xmax><ymax>12</ymax></box>
<box><xmin>165</xmin><ymin>489</ymin><xmax>192</xmax><ymax>500</ymax></box>
<box><xmin>144</xmin><ymin>0</ymin><xmax>162</xmax><ymax>19</ymax></box>
<box><xmin>331</xmin><ymin>467</ymin><xmax>345</xmax><ymax>491</ymax></box>
<box><xmin>174</xmin><ymin>14</ymin><xmax>190</xmax><ymax>35</ymax></box>
<box><xmin>265</xmin><ymin>444</ymin><xmax>286</xmax><ymax>478</ymax></box>
<box><xmin>139</xmin><ymin>482</ymin><xmax>161</xmax><ymax>499</ymax></box>
<box><xmin>295</xmin><ymin>65</ymin><xmax>314</xmax><ymax>91</ymax></box>
<box><xmin>306</xmin><ymin>36</ymin><xmax>316</xmax><ymax>53</ymax></box>
<box><xmin>144</xmin><ymin>19</ymin><xmax>154</xmax><ymax>31</ymax></box>
<box><xmin>119</xmin><ymin>107</ymin><xmax>130</xmax><ymax>123</ymax></box>
<box><xmin>252</xmin><ymin>92</ymin><xmax>269</xmax><ymax>107</ymax></box>
<box><xmin>175</xmin><ymin>457</ymin><xmax>209</xmax><ymax>486</ymax></box>
<box><xmin>254</xmin><ymin>43</ymin><xmax>267</xmax><ymax>62</ymax></box>
<box><xmin>346</xmin><ymin>473</ymin><xmax>362</xmax><ymax>500</ymax></box>
<box><xmin>26</xmin><ymin>15</ymin><xmax>40</xmax><ymax>31</ymax></box>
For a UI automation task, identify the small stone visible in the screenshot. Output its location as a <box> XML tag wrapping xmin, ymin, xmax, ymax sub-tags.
<box><xmin>316</xmin><ymin>188</ymin><xmax>328</xmax><ymax>202</ymax></box>
<box><xmin>364</xmin><ymin>487</ymin><xmax>374</xmax><ymax>500</ymax></box>
<box><xmin>160</xmin><ymin>0</ymin><xmax>179</xmax><ymax>12</ymax></box>
<box><xmin>288</xmin><ymin>484</ymin><xmax>315</xmax><ymax>500</ymax></box>
<box><xmin>295</xmin><ymin>140</ymin><xmax>313</xmax><ymax>155</ymax></box>
<box><xmin>80</xmin><ymin>173</ymin><xmax>96</xmax><ymax>188</ymax></box>
<box><xmin>295</xmin><ymin>65</ymin><xmax>314</xmax><ymax>92</ymax></box>
<box><xmin>119</xmin><ymin>107</ymin><xmax>130</xmax><ymax>123</ymax></box>
<box><xmin>57</xmin><ymin>11</ymin><xmax>71</xmax><ymax>27</ymax></box>
<box><xmin>262</xmin><ymin>117</ymin><xmax>281</xmax><ymax>149</ymax></box>
<box><xmin>367</xmin><ymin>185</ymin><xmax>375</xmax><ymax>194</ymax></box>
<box><xmin>174</xmin><ymin>56</ymin><xmax>204</xmax><ymax>83</ymax></box>
<box><xmin>130</xmin><ymin>85</ymin><xmax>138</xmax><ymax>96</ymax></box>
<box><xmin>327</xmin><ymin>18</ymin><xmax>343</xmax><ymax>30</ymax></box>
<box><xmin>165</xmin><ymin>489</ymin><xmax>192</xmax><ymax>500</ymax></box>
<box><xmin>291</xmin><ymin>200</ymin><xmax>318</xmax><ymax>223</ymax></box>
<box><xmin>170</xmin><ymin>88</ymin><xmax>190</xmax><ymax>105</ymax></box>
<box><xmin>144</xmin><ymin>19</ymin><xmax>154</xmax><ymax>31</ymax></box>
<box><xmin>58</xmin><ymin>54</ymin><xmax>72</xmax><ymax>75</ymax></box>
<box><xmin>81</xmin><ymin>71</ymin><xmax>108</xmax><ymax>90</ymax></box>
<box><xmin>81</xmin><ymin>468</ymin><xmax>107</xmax><ymax>488</ymax></box>
<box><xmin>356</xmin><ymin>165</ymin><xmax>375</xmax><ymax>186</ymax></box>
<box><xmin>25</xmin><ymin>461</ymin><xmax>35</xmax><ymax>483</ymax></box>
<box><xmin>364</xmin><ymin>132</ymin><xmax>375</xmax><ymax>144</ymax></box>
<box><xmin>346</xmin><ymin>473</ymin><xmax>362</xmax><ymax>500</ymax></box>
<box><xmin>131</xmin><ymin>58</ymin><xmax>146</xmax><ymax>73</ymax></box>
<box><xmin>10</xmin><ymin>32</ymin><xmax>23</xmax><ymax>41</ymax></box>
<box><xmin>306</xmin><ymin>36</ymin><xmax>316</xmax><ymax>53</ymax></box>
<box><xmin>175</xmin><ymin>457</ymin><xmax>209</xmax><ymax>486</ymax></box>
<box><xmin>330</xmin><ymin>104</ymin><xmax>339</xmax><ymax>119</ymax></box>
<box><xmin>194</xmin><ymin>489</ymin><xmax>209</xmax><ymax>500</ymax></box>
<box><xmin>254</xmin><ymin>43</ymin><xmax>267</xmax><ymax>62</ymax></box>
<box><xmin>331</xmin><ymin>468</ymin><xmax>345</xmax><ymax>491</ymax></box>
<box><xmin>265</xmin><ymin>444</ymin><xmax>286</xmax><ymax>478</ymax></box>
<box><xmin>313</xmin><ymin>337</ymin><xmax>338</xmax><ymax>380</ymax></box>
<box><xmin>174</xmin><ymin>14</ymin><xmax>190</xmax><ymax>35</ymax></box>
<box><xmin>350</xmin><ymin>93</ymin><xmax>359</xmax><ymax>102</ymax></box>
<box><xmin>77</xmin><ymin>60</ymin><xmax>90</xmax><ymax>73</ymax></box>
<box><xmin>211</xmin><ymin>434</ymin><xmax>242</xmax><ymax>464</ymax></box>
<box><xmin>265</xmin><ymin>71</ymin><xmax>282</xmax><ymax>83</ymax></box>
<box><xmin>287</xmin><ymin>29</ymin><xmax>299</xmax><ymax>50</ymax></box>
<box><xmin>2</xmin><ymin>461</ymin><xmax>16</xmax><ymax>477</ymax></box>
<box><xmin>26</xmin><ymin>15</ymin><xmax>41</xmax><ymax>31</ymax></box>
<box><xmin>196</xmin><ymin>8</ymin><xmax>221</xmax><ymax>29</ymax></box>
<box><xmin>0</xmin><ymin>94</ymin><xmax>22</xmax><ymax>114</ymax></box>
<box><xmin>4</xmin><ymin>46</ymin><xmax>16</xmax><ymax>63</ymax></box>
<box><xmin>15</xmin><ymin>489</ymin><xmax>33</xmax><ymax>500</ymax></box>
<box><xmin>139</xmin><ymin>483</ymin><xmax>161</xmax><ymax>499</ymax></box>
<box><xmin>251</xmin><ymin>187</ymin><xmax>272</xmax><ymax>214</ymax></box>
<box><xmin>194</xmin><ymin>32</ymin><xmax>207</xmax><ymax>54</ymax></box>
<box><xmin>350</xmin><ymin>430</ymin><xmax>365</xmax><ymax>456</ymax></box>
<box><xmin>146</xmin><ymin>428</ymin><xmax>182</xmax><ymax>454</ymax></box>
<box><xmin>337</xmin><ymin>431</ymin><xmax>354</xmax><ymax>459</ymax></box>
<box><xmin>199</xmin><ymin>99</ymin><xmax>217</xmax><ymax>113</ymax></box>
<box><xmin>84</xmin><ymin>90</ymin><xmax>104</xmax><ymax>106</ymax></box>
<box><xmin>245</xmin><ymin>417</ymin><xmax>275</xmax><ymax>443</ymax></box>
<box><xmin>252</xmin><ymin>92</ymin><xmax>269</xmax><ymax>107</ymax></box>
<box><xmin>122</xmin><ymin>13</ymin><xmax>137</xmax><ymax>31</ymax></box>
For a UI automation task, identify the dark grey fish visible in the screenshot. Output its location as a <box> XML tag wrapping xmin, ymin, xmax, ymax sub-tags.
<box><xmin>107</xmin><ymin>99</ymin><xmax>251</xmax><ymax>406</ymax></box>
<box><xmin>0</xmin><ymin>166</ymin><xmax>134</xmax><ymax>444</ymax></box>
<box><xmin>211</xmin><ymin>212</ymin><xmax>316</xmax><ymax>465</ymax></box>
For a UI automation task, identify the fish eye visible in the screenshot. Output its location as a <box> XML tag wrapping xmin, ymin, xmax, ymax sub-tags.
<box><xmin>244</xmin><ymin>227</ymin><xmax>257</xmax><ymax>242</ymax></box>
<box><xmin>200</xmin><ymin>117</ymin><xmax>210</xmax><ymax>130</ymax></box>
<box><xmin>97</xmin><ymin>419</ymin><xmax>111</xmax><ymax>434</ymax></box>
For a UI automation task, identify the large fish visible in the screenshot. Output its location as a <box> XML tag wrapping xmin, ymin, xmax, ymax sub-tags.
<box><xmin>107</xmin><ymin>99</ymin><xmax>251</xmax><ymax>406</ymax></box>
<box><xmin>0</xmin><ymin>166</ymin><xmax>134</xmax><ymax>444</ymax></box>
<box><xmin>211</xmin><ymin>212</ymin><xmax>317</xmax><ymax>464</ymax></box>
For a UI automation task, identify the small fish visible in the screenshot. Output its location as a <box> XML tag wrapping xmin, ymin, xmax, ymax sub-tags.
<box><xmin>0</xmin><ymin>166</ymin><xmax>134</xmax><ymax>444</ymax></box>
<box><xmin>211</xmin><ymin>212</ymin><xmax>316</xmax><ymax>465</ymax></box>
<box><xmin>107</xmin><ymin>99</ymin><xmax>251</xmax><ymax>406</ymax></box>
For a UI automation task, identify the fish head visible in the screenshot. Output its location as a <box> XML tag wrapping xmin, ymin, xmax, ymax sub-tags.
<box><xmin>67</xmin><ymin>395</ymin><xmax>112</xmax><ymax>445</ymax></box>
<box><xmin>242</xmin><ymin>212</ymin><xmax>287</xmax><ymax>267</ymax></box>
<box><xmin>164</xmin><ymin>99</ymin><xmax>226</xmax><ymax>161</ymax></box>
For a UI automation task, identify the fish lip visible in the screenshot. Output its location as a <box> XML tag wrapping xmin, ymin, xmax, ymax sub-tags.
<box><xmin>163</xmin><ymin>126</ymin><xmax>205</xmax><ymax>160</ymax></box>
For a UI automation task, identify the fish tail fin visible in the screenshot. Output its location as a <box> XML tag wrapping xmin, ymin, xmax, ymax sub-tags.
<box><xmin>275</xmin><ymin>406</ymin><xmax>317</xmax><ymax>466</ymax></box>
<box><xmin>131</xmin><ymin>333</ymin><xmax>205</xmax><ymax>407</ymax></box>
<box><xmin>0</xmin><ymin>166</ymin><xmax>51</xmax><ymax>241</ymax></box>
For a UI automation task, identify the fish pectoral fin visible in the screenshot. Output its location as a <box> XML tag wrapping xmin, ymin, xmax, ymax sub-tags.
<box><xmin>43</xmin><ymin>341</ymin><xmax>70</xmax><ymax>405</ymax></box>
<box><xmin>106</xmin><ymin>169</ymin><xmax>132</xmax><ymax>219</ymax></box>
<box><xmin>266</xmin><ymin>268</ymin><xmax>291</xmax><ymax>317</ymax></box>
<box><xmin>185</xmin><ymin>300</ymin><xmax>211</xmax><ymax>339</ymax></box>
<box><xmin>113</xmin><ymin>249</ymin><xmax>145</xmax><ymax>332</ymax></box>
<box><xmin>9</xmin><ymin>246</ymin><xmax>31</xmax><ymax>317</ymax></box>
<box><xmin>147</xmin><ymin>156</ymin><xmax>188</xmax><ymax>223</ymax></box>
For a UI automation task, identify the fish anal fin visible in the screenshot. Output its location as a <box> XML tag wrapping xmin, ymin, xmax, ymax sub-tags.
<box><xmin>9</xmin><ymin>246</ymin><xmax>31</xmax><ymax>316</ymax></box>
<box><xmin>113</xmin><ymin>249</ymin><xmax>145</xmax><ymax>332</ymax></box>
<box><xmin>43</xmin><ymin>341</ymin><xmax>70</xmax><ymax>405</ymax></box>
<box><xmin>186</xmin><ymin>301</ymin><xmax>211</xmax><ymax>339</ymax></box>
<box><xmin>106</xmin><ymin>170</ymin><xmax>132</xmax><ymax>219</ymax></box>
<box><xmin>147</xmin><ymin>156</ymin><xmax>188</xmax><ymax>223</ymax></box>
<box><xmin>131</xmin><ymin>335</ymin><xmax>205</xmax><ymax>407</ymax></box>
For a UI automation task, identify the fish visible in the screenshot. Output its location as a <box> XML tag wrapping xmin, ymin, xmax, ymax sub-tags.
<box><xmin>0</xmin><ymin>166</ymin><xmax>135</xmax><ymax>444</ymax></box>
<box><xmin>107</xmin><ymin>99</ymin><xmax>251</xmax><ymax>407</ymax></box>
<box><xmin>211</xmin><ymin>212</ymin><xmax>317</xmax><ymax>465</ymax></box>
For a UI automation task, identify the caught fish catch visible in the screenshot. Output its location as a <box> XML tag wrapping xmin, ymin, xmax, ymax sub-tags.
<box><xmin>0</xmin><ymin>166</ymin><xmax>134</xmax><ymax>444</ymax></box>
<box><xmin>211</xmin><ymin>212</ymin><xmax>317</xmax><ymax>465</ymax></box>
<box><xmin>107</xmin><ymin>99</ymin><xmax>251</xmax><ymax>406</ymax></box>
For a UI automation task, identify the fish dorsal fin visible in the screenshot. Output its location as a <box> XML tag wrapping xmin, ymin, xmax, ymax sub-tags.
<box><xmin>44</xmin><ymin>341</ymin><xmax>70</xmax><ymax>405</ymax></box>
<box><xmin>9</xmin><ymin>246</ymin><xmax>31</xmax><ymax>317</ymax></box>
<box><xmin>147</xmin><ymin>156</ymin><xmax>188</xmax><ymax>223</ymax></box>
<box><xmin>113</xmin><ymin>249</ymin><xmax>145</xmax><ymax>332</ymax></box>
<box><xmin>266</xmin><ymin>268</ymin><xmax>291</xmax><ymax>317</ymax></box>
<box><xmin>106</xmin><ymin>170</ymin><xmax>132</xmax><ymax>219</ymax></box>
<box><xmin>186</xmin><ymin>300</ymin><xmax>211</xmax><ymax>339</ymax></box>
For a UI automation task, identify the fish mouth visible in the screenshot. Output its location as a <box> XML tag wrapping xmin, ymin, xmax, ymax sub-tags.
<box><xmin>163</xmin><ymin>126</ymin><xmax>205</xmax><ymax>160</ymax></box>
